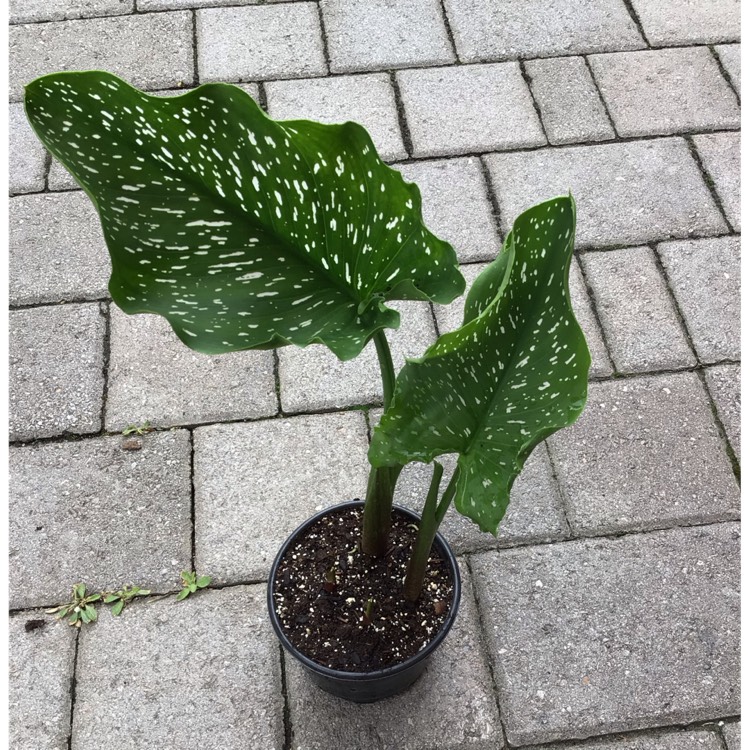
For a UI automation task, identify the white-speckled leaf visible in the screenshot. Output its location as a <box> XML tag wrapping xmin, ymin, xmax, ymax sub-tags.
<box><xmin>369</xmin><ymin>196</ymin><xmax>589</xmax><ymax>533</ymax></box>
<box><xmin>24</xmin><ymin>71</ymin><xmax>464</xmax><ymax>360</ymax></box>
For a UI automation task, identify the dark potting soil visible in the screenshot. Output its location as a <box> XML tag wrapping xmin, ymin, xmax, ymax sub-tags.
<box><xmin>272</xmin><ymin>506</ymin><xmax>454</xmax><ymax>672</ymax></box>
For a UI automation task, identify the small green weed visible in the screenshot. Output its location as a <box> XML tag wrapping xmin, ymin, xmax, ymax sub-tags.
<box><xmin>103</xmin><ymin>584</ymin><xmax>151</xmax><ymax>615</ymax></box>
<box><xmin>122</xmin><ymin>420</ymin><xmax>152</xmax><ymax>436</ymax></box>
<box><xmin>46</xmin><ymin>584</ymin><xmax>101</xmax><ymax>627</ymax></box>
<box><xmin>176</xmin><ymin>571</ymin><xmax>212</xmax><ymax>601</ymax></box>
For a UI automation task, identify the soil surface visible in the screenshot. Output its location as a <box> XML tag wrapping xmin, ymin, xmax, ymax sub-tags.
<box><xmin>272</xmin><ymin>506</ymin><xmax>454</xmax><ymax>672</ymax></box>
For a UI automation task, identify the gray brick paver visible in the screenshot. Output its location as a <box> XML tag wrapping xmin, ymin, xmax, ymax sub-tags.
<box><xmin>628</xmin><ymin>0</ymin><xmax>740</xmax><ymax>46</ymax></box>
<box><xmin>485</xmin><ymin>139</ymin><xmax>728</xmax><ymax>249</ymax></box>
<box><xmin>72</xmin><ymin>586</ymin><xmax>283</xmax><ymax>750</ymax></box>
<box><xmin>10</xmin><ymin>192</ymin><xmax>111</xmax><ymax>306</ymax></box>
<box><xmin>9</xmin><ymin>431</ymin><xmax>192</xmax><ymax>608</ymax></box>
<box><xmin>9</xmin><ymin>102</ymin><xmax>47</xmax><ymax>194</ymax></box>
<box><xmin>9</xmin><ymin>12</ymin><xmax>194</xmax><ymax>102</ymax></box>
<box><xmin>140</xmin><ymin>0</ymin><xmax>257</xmax><ymax>9</ymax></box>
<box><xmin>266</xmin><ymin>74</ymin><xmax>406</xmax><ymax>162</ymax></box>
<box><xmin>567</xmin><ymin>258</ymin><xmax>613</xmax><ymax>379</ymax></box>
<box><xmin>524</xmin><ymin>728</ymin><xmax>725</xmax><ymax>750</ymax></box>
<box><xmin>197</xmin><ymin>4</ymin><xmax>326</xmax><ymax>83</ymax></box>
<box><xmin>704</xmin><ymin>364</ymin><xmax>741</xmax><ymax>463</ymax></box>
<box><xmin>286</xmin><ymin>562</ymin><xmax>502</xmax><ymax>750</ymax></box>
<box><xmin>471</xmin><ymin>522</ymin><xmax>741</xmax><ymax>745</ymax></box>
<box><xmin>656</xmin><ymin>236</ymin><xmax>740</xmax><ymax>363</ymax></box>
<box><xmin>589</xmin><ymin>48</ymin><xmax>740</xmax><ymax>137</ymax></box>
<box><xmin>525</xmin><ymin>56</ymin><xmax>615</xmax><ymax>145</ymax></box>
<box><xmin>396</xmin><ymin>158</ymin><xmax>500</xmax><ymax>263</ymax></box>
<box><xmin>723</xmin><ymin>722</ymin><xmax>741</xmax><ymax>750</ymax></box>
<box><xmin>715</xmin><ymin>44</ymin><xmax>741</xmax><ymax>95</ymax></box>
<box><xmin>547</xmin><ymin>373</ymin><xmax>740</xmax><ymax>535</ymax></box>
<box><xmin>443</xmin><ymin>0</ymin><xmax>645</xmax><ymax>62</ymax></box>
<box><xmin>321</xmin><ymin>0</ymin><xmax>454</xmax><ymax>74</ymax></box>
<box><xmin>693</xmin><ymin>131</ymin><xmax>741</xmax><ymax>231</ymax></box>
<box><xmin>47</xmin><ymin>158</ymin><xmax>78</xmax><ymax>192</ymax></box>
<box><xmin>580</xmin><ymin>246</ymin><xmax>695</xmax><ymax>373</ymax></box>
<box><xmin>278</xmin><ymin>301</ymin><xmax>436</xmax><ymax>412</ymax></box>
<box><xmin>9</xmin><ymin>614</ymin><xmax>77</xmax><ymax>750</ymax></box>
<box><xmin>10</xmin><ymin>303</ymin><xmax>105</xmax><ymax>441</ymax></box>
<box><xmin>194</xmin><ymin>412</ymin><xmax>371</xmax><ymax>582</ymax></box>
<box><xmin>10</xmin><ymin>0</ymin><xmax>133</xmax><ymax>24</ymax></box>
<box><xmin>106</xmin><ymin>306</ymin><xmax>277</xmax><ymax>431</ymax></box>
<box><xmin>398</xmin><ymin>62</ymin><xmax>546</xmax><ymax>157</ymax></box>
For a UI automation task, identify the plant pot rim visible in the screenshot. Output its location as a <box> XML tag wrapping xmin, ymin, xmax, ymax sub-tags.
<box><xmin>267</xmin><ymin>499</ymin><xmax>462</xmax><ymax>683</ymax></box>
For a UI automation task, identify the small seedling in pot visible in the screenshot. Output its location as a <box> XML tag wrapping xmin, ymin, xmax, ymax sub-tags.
<box><xmin>362</xmin><ymin>598</ymin><xmax>376</xmax><ymax>627</ymax></box>
<box><xmin>176</xmin><ymin>571</ymin><xmax>212</xmax><ymax>601</ymax></box>
<box><xmin>122</xmin><ymin>420</ymin><xmax>152</xmax><ymax>436</ymax></box>
<box><xmin>46</xmin><ymin>584</ymin><xmax>100</xmax><ymax>627</ymax></box>
<box><xmin>103</xmin><ymin>584</ymin><xmax>151</xmax><ymax>615</ymax></box>
<box><xmin>323</xmin><ymin>566</ymin><xmax>337</xmax><ymax>593</ymax></box>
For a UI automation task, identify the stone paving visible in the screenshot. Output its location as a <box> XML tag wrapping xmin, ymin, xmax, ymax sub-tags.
<box><xmin>8</xmin><ymin>0</ymin><xmax>740</xmax><ymax>748</ymax></box>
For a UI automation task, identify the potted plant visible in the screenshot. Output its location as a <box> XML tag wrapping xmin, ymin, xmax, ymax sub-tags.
<box><xmin>24</xmin><ymin>71</ymin><xmax>589</xmax><ymax>703</ymax></box>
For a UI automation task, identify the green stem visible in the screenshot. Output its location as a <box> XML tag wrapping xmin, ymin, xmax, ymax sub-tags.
<box><xmin>403</xmin><ymin>463</ymin><xmax>459</xmax><ymax>602</ymax></box>
<box><xmin>361</xmin><ymin>330</ymin><xmax>401</xmax><ymax>557</ymax></box>
<box><xmin>372</xmin><ymin>329</ymin><xmax>395</xmax><ymax>410</ymax></box>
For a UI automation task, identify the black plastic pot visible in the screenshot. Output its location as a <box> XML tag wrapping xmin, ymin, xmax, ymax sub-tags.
<box><xmin>267</xmin><ymin>500</ymin><xmax>462</xmax><ymax>703</ymax></box>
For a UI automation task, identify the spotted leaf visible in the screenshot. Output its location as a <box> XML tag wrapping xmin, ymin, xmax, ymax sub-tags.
<box><xmin>369</xmin><ymin>196</ymin><xmax>589</xmax><ymax>533</ymax></box>
<box><xmin>24</xmin><ymin>71</ymin><xmax>464</xmax><ymax>360</ymax></box>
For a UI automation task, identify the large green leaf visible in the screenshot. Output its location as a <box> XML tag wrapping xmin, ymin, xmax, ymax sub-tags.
<box><xmin>24</xmin><ymin>71</ymin><xmax>464</xmax><ymax>360</ymax></box>
<box><xmin>369</xmin><ymin>196</ymin><xmax>589</xmax><ymax>533</ymax></box>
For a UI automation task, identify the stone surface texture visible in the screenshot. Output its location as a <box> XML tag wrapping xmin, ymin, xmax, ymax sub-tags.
<box><xmin>547</xmin><ymin>374</ymin><xmax>739</xmax><ymax>535</ymax></box>
<box><xmin>9</xmin><ymin>431</ymin><xmax>192</xmax><ymax>608</ymax></box>
<box><xmin>9</xmin><ymin>614</ymin><xmax>77</xmax><ymax>750</ymax></box>
<box><xmin>524</xmin><ymin>728</ymin><xmax>725</xmax><ymax>750</ymax></box>
<box><xmin>106</xmin><ymin>306</ymin><xmax>277</xmax><ymax>430</ymax></box>
<box><xmin>197</xmin><ymin>4</ymin><xmax>326</xmax><ymax>83</ymax></box>
<box><xmin>715</xmin><ymin>44</ymin><xmax>741</xmax><ymax>94</ymax></box>
<box><xmin>525</xmin><ymin>56</ymin><xmax>614</xmax><ymax>145</ymax></box>
<box><xmin>657</xmin><ymin>236</ymin><xmax>740</xmax><ymax>362</ymax></box>
<box><xmin>628</xmin><ymin>0</ymin><xmax>740</xmax><ymax>46</ymax></box>
<box><xmin>486</xmin><ymin>140</ymin><xmax>727</xmax><ymax>248</ymax></box>
<box><xmin>398</xmin><ymin>63</ymin><xmax>546</xmax><ymax>157</ymax></box>
<box><xmin>9</xmin><ymin>102</ymin><xmax>47</xmax><ymax>194</ymax></box>
<box><xmin>10</xmin><ymin>303</ymin><xmax>105</xmax><ymax>441</ymax></box>
<box><xmin>194</xmin><ymin>412</ymin><xmax>371</xmax><ymax>581</ymax></box>
<box><xmin>73</xmin><ymin>586</ymin><xmax>283</xmax><ymax>750</ymax></box>
<box><xmin>321</xmin><ymin>0</ymin><xmax>455</xmax><ymax>73</ymax></box>
<box><xmin>589</xmin><ymin>48</ymin><xmax>740</xmax><ymax>137</ymax></box>
<box><xmin>10</xmin><ymin>192</ymin><xmax>111</xmax><ymax>305</ymax></box>
<box><xmin>266</xmin><ymin>74</ymin><xmax>406</xmax><ymax>161</ymax></box>
<box><xmin>693</xmin><ymin>131</ymin><xmax>741</xmax><ymax>230</ymax></box>
<box><xmin>9</xmin><ymin>12</ymin><xmax>194</xmax><ymax>102</ymax></box>
<box><xmin>581</xmin><ymin>246</ymin><xmax>695</xmax><ymax>373</ymax></box>
<box><xmin>724</xmin><ymin>722</ymin><xmax>741</xmax><ymax>750</ymax></box>
<box><xmin>10</xmin><ymin>0</ymin><xmax>133</xmax><ymax>23</ymax></box>
<box><xmin>443</xmin><ymin>0</ymin><xmax>645</xmax><ymax>61</ymax></box>
<box><xmin>396</xmin><ymin>158</ymin><xmax>500</xmax><ymax>262</ymax></box>
<box><xmin>8</xmin><ymin>2</ymin><xmax>742</xmax><ymax>747</ymax></box>
<box><xmin>472</xmin><ymin>522</ymin><xmax>740</xmax><ymax>745</ymax></box>
<box><xmin>704</xmin><ymin>364</ymin><xmax>741</xmax><ymax>462</ymax></box>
